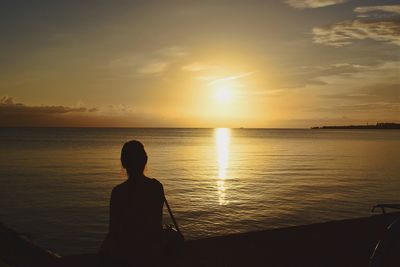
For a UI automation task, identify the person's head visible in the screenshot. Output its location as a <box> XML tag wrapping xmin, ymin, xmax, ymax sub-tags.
<box><xmin>120</xmin><ymin>140</ymin><xmax>148</xmax><ymax>177</ymax></box>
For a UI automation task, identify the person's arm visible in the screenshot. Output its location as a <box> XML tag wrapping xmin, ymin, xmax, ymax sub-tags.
<box><xmin>148</xmin><ymin>180</ymin><xmax>164</xmax><ymax>231</ymax></box>
<box><xmin>109</xmin><ymin>187</ymin><xmax>119</xmax><ymax>235</ymax></box>
<box><xmin>100</xmin><ymin>188</ymin><xmax>118</xmax><ymax>254</ymax></box>
<box><xmin>157</xmin><ymin>182</ymin><xmax>165</xmax><ymax>228</ymax></box>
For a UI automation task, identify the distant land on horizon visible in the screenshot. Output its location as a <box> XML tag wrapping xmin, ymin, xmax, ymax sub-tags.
<box><xmin>1</xmin><ymin>124</ymin><xmax>400</xmax><ymax>130</ymax></box>
<box><xmin>311</xmin><ymin>123</ymin><xmax>400</xmax><ymax>130</ymax></box>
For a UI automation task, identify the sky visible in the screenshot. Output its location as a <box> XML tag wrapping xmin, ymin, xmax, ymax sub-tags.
<box><xmin>0</xmin><ymin>0</ymin><xmax>399</xmax><ymax>128</ymax></box>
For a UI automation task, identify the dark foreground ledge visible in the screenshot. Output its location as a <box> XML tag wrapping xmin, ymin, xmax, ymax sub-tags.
<box><xmin>183</xmin><ymin>212</ymin><xmax>399</xmax><ymax>267</ymax></box>
<box><xmin>1</xmin><ymin>212</ymin><xmax>399</xmax><ymax>267</ymax></box>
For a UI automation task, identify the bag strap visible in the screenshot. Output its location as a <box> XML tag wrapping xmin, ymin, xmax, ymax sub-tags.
<box><xmin>163</xmin><ymin>196</ymin><xmax>182</xmax><ymax>234</ymax></box>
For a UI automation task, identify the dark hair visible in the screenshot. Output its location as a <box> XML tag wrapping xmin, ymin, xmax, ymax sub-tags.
<box><xmin>121</xmin><ymin>140</ymin><xmax>148</xmax><ymax>177</ymax></box>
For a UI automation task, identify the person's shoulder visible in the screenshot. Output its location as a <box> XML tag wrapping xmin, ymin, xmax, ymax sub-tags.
<box><xmin>145</xmin><ymin>177</ymin><xmax>164</xmax><ymax>192</ymax></box>
<box><xmin>146</xmin><ymin>177</ymin><xmax>163</xmax><ymax>187</ymax></box>
<box><xmin>112</xmin><ymin>180</ymin><xmax>129</xmax><ymax>194</ymax></box>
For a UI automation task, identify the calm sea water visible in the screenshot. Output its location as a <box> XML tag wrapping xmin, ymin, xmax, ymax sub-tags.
<box><xmin>0</xmin><ymin>128</ymin><xmax>399</xmax><ymax>255</ymax></box>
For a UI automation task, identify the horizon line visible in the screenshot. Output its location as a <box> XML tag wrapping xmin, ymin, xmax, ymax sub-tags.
<box><xmin>0</xmin><ymin>126</ymin><xmax>311</xmax><ymax>130</ymax></box>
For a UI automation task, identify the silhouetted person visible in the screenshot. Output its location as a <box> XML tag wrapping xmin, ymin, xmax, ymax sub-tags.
<box><xmin>100</xmin><ymin>140</ymin><xmax>164</xmax><ymax>267</ymax></box>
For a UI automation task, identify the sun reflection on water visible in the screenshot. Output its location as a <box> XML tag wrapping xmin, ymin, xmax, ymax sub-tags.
<box><xmin>215</xmin><ymin>128</ymin><xmax>230</xmax><ymax>205</ymax></box>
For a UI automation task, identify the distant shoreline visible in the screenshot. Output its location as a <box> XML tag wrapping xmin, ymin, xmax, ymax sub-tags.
<box><xmin>311</xmin><ymin>123</ymin><xmax>400</xmax><ymax>130</ymax></box>
<box><xmin>1</xmin><ymin>125</ymin><xmax>399</xmax><ymax>130</ymax></box>
<box><xmin>0</xmin><ymin>126</ymin><xmax>309</xmax><ymax>130</ymax></box>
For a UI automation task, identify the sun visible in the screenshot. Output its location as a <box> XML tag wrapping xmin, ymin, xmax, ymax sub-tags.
<box><xmin>213</xmin><ymin>79</ymin><xmax>234</xmax><ymax>103</ymax></box>
<box><xmin>215</xmin><ymin>87</ymin><xmax>232</xmax><ymax>103</ymax></box>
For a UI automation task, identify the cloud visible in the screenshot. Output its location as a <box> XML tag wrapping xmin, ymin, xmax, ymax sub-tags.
<box><xmin>312</xmin><ymin>19</ymin><xmax>400</xmax><ymax>47</ymax></box>
<box><xmin>307</xmin><ymin>61</ymin><xmax>400</xmax><ymax>97</ymax></box>
<box><xmin>285</xmin><ymin>0</ymin><xmax>347</xmax><ymax>9</ymax></box>
<box><xmin>322</xmin><ymin>102</ymin><xmax>400</xmax><ymax>113</ymax></box>
<box><xmin>0</xmin><ymin>96</ymin><xmax>95</xmax><ymax>114</ymax></box>
<box><xmin>0</xmin><ymin>96</ymin><xmax>176</xmax><ymax>127</ymax></box>
<box><xmin>283</xmin><ymin>62</ymin><xmax>371</xmax><ymax>88</ymax></box>
<box><xmin>108</xmin><ymin>46</ymin><xmax>188</xmax><ymax>75</ymax></box>
<box><xmin>354</xmin><ymin>5</ymin><xmax>400</xmax><ymax>15</ymax></box>
<box><xmin>311</xmin><ymin>63</ymin><xmax>368</xmax><ymax>74</ymax></box>
<box><xmin>0</xmin><ymin>96</ymin><xmax>100</xmax><ymax>126</ymax></box>
<box><xmin>156</xmin><ymin>47</ymin><xmax>188</xmax><ymax>57</ymax></box>
<box><xmin>321</xmin><ymin>93</ymin><xmax>371</xmax><ymax>99</ymax></box>
<box><xmin>1</xmin><ymin>96</ymin><xmax>14</xmax><ymax>105</ymax></box>
<box><xmin>312</xmin><ymin>4</ymin><xmax>400</xmax><ymax>47</ymax></box>
<box><xmin>247</xmin><ymin>89</ymin><xmax>285</xmax><ymax>96</ymax></box>
<box><xmin>207</xmin><ymin>72</ymin><xmax>253</xmax><ymax>85</ymax></box>
<box><xmin>316</xmin><ymin>82</ymin><xmax>400</xmax><ymax>122</ymax></box>
<box><xmin>320</xmin><ymin>84</ymin><xmax>400</xmax><ymax>102</ymax></box>
<box><xmin>137</xmin><ymin>61</ymin><xmax>169</xmax><ymax>74</ymax></box>
<box><xmin>181</xmin><ymin>61</ymin><xmax>232</xmax><ymax>73</ymax></box>
<box><xmin>136</xmin><ymin>46</ymin><xmax>188</xmax><ymax>75</ymax></box>
<box><xmin>181</xmin><ymin>62</ymin><xmax>211</xmax><ymax>72</ymax></box>
<box><xmin>364</xmin><ymin>83</ymin><xmax>400</xmax><ymax>100</ymax></box>
<box><xmin>310</xmin><ymin>100</ymin><xmax>400</xmax><ymax>123</ymax></box>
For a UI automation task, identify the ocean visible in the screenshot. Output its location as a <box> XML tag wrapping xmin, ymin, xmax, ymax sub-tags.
<box><xmin>0</xmin><ymin>127</ymin><xmax>399</xmax><ymax>255</ymax></box>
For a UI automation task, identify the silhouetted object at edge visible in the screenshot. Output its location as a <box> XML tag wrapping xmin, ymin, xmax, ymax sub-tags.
<box><xmin>370</xmin><ymin>204</ymin><xmax>400</xmax><ymax>267</ymax></box>
<box><xmin>99</xmin><ymin>140</ymin><xmax>165</xmax><ymax>267</ymax></box>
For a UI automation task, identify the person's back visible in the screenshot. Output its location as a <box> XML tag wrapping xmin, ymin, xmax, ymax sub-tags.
<box><xmin>100</xmin><ymin>141</ymin><xmax>164</xmax><ymax>267</ymax></box>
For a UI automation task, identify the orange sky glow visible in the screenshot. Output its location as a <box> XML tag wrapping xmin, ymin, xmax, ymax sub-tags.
<box><xmin>1</xmin><ymin>0</ymin><xmax>399</xmax><ymax>127</ymax></box>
